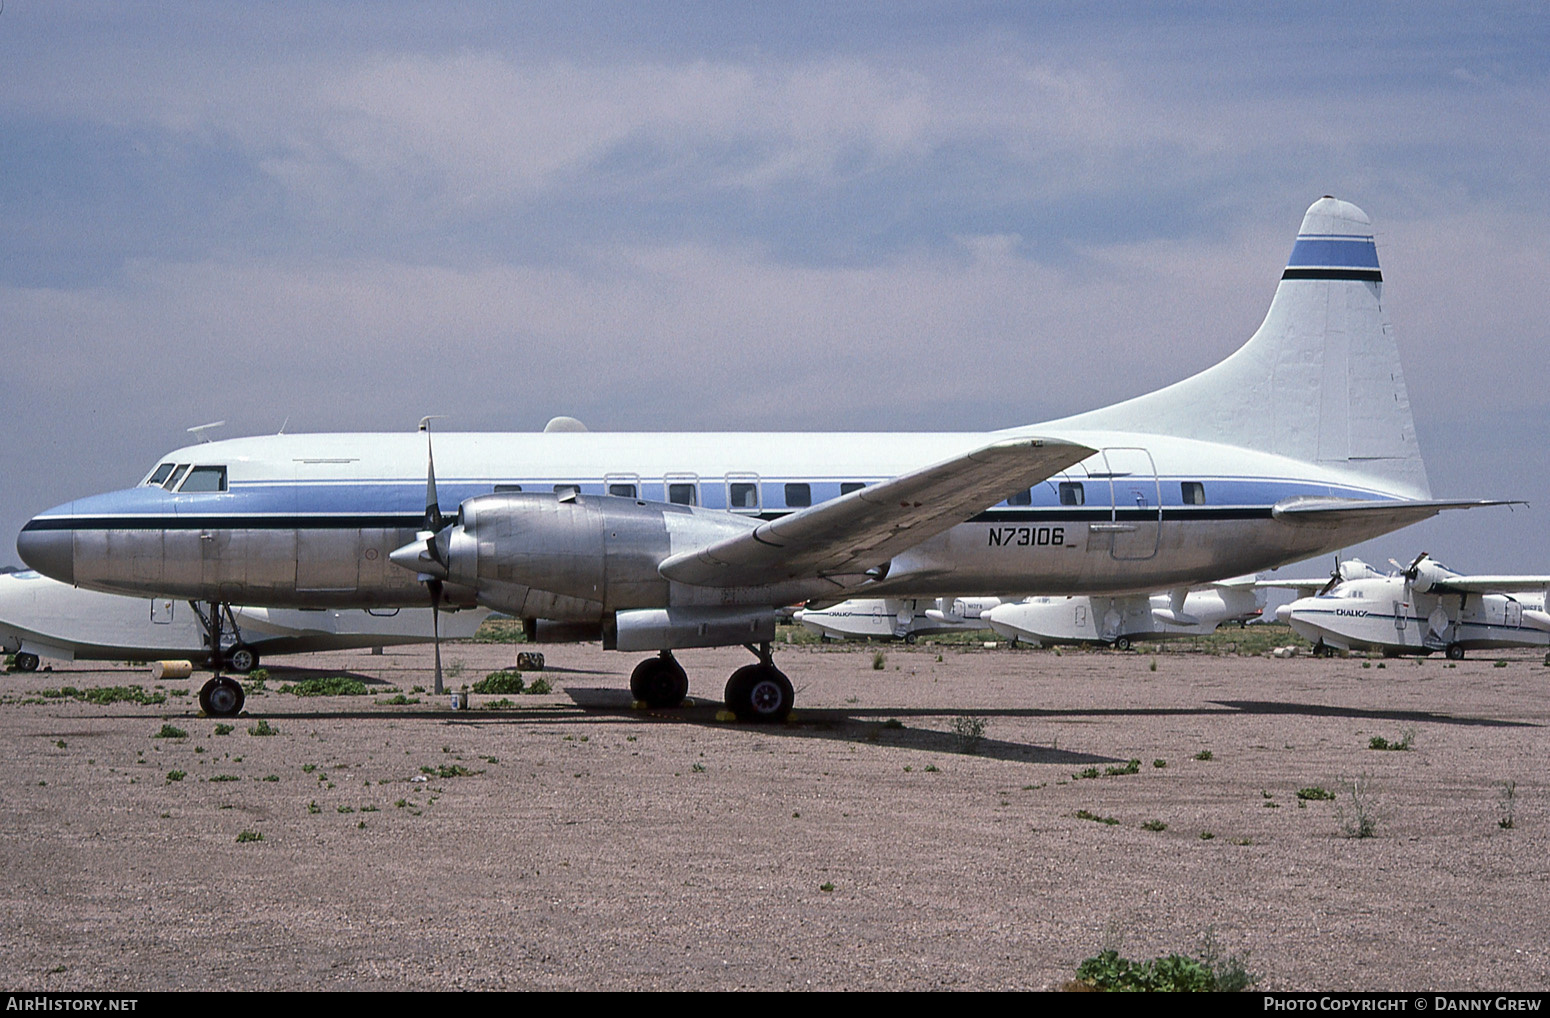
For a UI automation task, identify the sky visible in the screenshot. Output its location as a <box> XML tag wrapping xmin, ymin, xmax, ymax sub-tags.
<box><xmin>1</xmin><ymin>2</ymin><xmax>1547</xmax><ymax>582</ymax></box>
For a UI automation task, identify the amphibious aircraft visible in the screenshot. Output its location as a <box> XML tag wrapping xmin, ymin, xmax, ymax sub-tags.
<box><xmin>0</xmin><ymin>569</ymin><xmax>488</xmax><ymax>677</ymax></box>
<box><xmin>983</xmin><ymin>579</ymin><xmax>1262</xmax><ymax>650</ymax></box>
<box><xmin>793</xmin><ymin>597</ymin><xmax>1003</xmax><ymax>642</ymax></box>
<box><xmin>19</xmin><ymin>198</ymin><xmax>1505</xmax><ymax>719</ymax></box>
<box><xmin>1273</xmin><ymin>553</ymin><xmax>1550</xmax><ymax>659</ymax></box>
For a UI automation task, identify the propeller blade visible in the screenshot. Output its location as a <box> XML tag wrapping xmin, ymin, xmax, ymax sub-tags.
<box><xmin>419</xmin><ymin>415</ymin><xmax>446</xmax><ymax>534</ymax></box>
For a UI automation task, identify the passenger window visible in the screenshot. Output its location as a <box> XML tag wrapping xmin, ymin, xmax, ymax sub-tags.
<box><xmin>840</xmin><ymin>482</ymin><xmax>866</xmax><ymax>495</ymax></box>
<box><xmin>784</xmin><ymin>483</ymin><xmax>812</xmax><ymax>508</ymax></box>
<box><xmin>608</xmin><ymin>483</ymin><xmax>637</xmax><ymax>498</ymax></box>
<box><xmin>494</xmin><ymin>484</ymin><xmax>523</xmax><ymax>493</ymax></box>
<box><xmin>668</xmin><ymin>483</ymin><xmax>698</xmax><ymax>506</ymax></box>
<box><xmin>145</xmin><ymin>463</ymin><xmax>175</xmax><ymax>487</ymax></box>
<box><xmin>179</xmin><ymin>465</ymin><xmax>227</xmax><ymax>493</ymax></box>
<box><xmin>1007</xmin><ymin>489</ymin><xmax>1032</xmax><ymax>506</ymax></box>
<box><xmin>163</xmin><ymin>464</ymin><xmax>191</xmax><ymax>490</ymax></box>
<box><xmin>1059</xmin><ymin>482</ymin><xmax>1085</xmax><ymax>506</ymax></box>
<box><xmin>1181</xmin><ymin>481</ymin><xmax>1205</xmax><ymax>505</ymax></box>
<box><xmin>729</xmin><ymin>482</ymin><xmax>759</xmax><ymax>509</ymax></box>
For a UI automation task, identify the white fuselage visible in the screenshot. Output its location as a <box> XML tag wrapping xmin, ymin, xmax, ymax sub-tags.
<box><xmin>1279</xmin><ymin>577</ymin><xmax>1550</xmax><ymax>655</ymax></box>
<box><xmin>0</xmin><ymin>570</ymin><xmax>488</xmax><ymax>665</ymax></box>
<box><xmin>984</xmin><ymin>587</ymin><xmax>1261</xmax><ymax>647</ymax></box>
<box><xmin>794</xmin><ymin>596</ymin><xmax>1003</xmax><ymax>641</ymax></box>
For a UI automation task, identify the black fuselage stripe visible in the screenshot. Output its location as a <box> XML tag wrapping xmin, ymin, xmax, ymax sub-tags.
<box><xmin>1281</xmin><ymin>268</ymin><xmax>1383</xmax><ymax>282</ymax></box>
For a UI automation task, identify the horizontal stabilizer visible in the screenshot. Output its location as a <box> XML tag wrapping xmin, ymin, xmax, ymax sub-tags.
<box><xmin>659</xmin><ymin>437</ymin><xmax>1094</xmax><ymax>588</ymax></box>
<box><xmin>1270</xmin><ymin>496</ymin><xmax>1520</xmax><ymax>530</ymax></box>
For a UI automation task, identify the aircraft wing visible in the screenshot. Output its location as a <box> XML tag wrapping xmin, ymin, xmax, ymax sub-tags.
<box><xmin>1429</xmin><ymin>576</ymin><xmax>1550</xmax><ymax>594</ymax></box>
<box><xmin>1270</xmin><ymin>497</ymin><xmax>1520</xmax><ymax>529</ymax></box>
<box><xmin>658</xmin><ymin>437</ymin><xmax>1094</xmax><ymax>588</ymax></box>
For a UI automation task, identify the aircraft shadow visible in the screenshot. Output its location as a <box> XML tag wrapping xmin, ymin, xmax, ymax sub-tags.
<box><xmin>1209</xmin><ymin>699</ymin><xmax>1538</xmax><ymax>729</ymax></box>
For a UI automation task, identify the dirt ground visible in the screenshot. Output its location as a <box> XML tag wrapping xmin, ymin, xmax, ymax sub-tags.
<box><xmin>1</xmin><ymin>636</ymin><xmax>1546</xmax><ymax>991</ymax></box>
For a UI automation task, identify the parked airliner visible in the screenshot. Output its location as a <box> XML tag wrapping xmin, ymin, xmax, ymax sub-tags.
<box><xmin>18</xmin><ymin>198</ymin><xmax>1505</xmax><ymax>719</ymax></box>
<box><xmin>0</xmin><ymin>569</ymin><xmax>488</xmax><ymax>679</ymax></box>
<box><xmin>1273</xmin><ymin>553</ymin><xmax>1550</xmax><ymax>659</ymax></box>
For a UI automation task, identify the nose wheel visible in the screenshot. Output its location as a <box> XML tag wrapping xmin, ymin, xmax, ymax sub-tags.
<box><xmin>199</xmin><ymin>676</ymin><xmax>246</xmax><ymax>717</ymax></box>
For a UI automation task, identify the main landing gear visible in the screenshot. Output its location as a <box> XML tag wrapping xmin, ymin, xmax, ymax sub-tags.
<box><xmin>189</xmin><ymin>600</ymin><xmax>247</xmax><ymax>717</ymax></box>
<box><xmin>627</xmin><ymin>643</ymin><xmax>795</xmax><ymax>723</ymax></box>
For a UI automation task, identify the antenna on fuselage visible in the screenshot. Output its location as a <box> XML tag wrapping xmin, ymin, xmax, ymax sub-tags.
<box><xmin>187</xmin><ymin>421</ymin><xmax>226</xmax><ymax>443</ymax></box>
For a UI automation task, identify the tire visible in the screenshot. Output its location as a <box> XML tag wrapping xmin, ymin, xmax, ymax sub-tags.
<box><xmin>1445</xmin><ymin>643</ymin><xmax>1465</xmax><ymax>661</ymax></box>
<box><xmin>199</xmin><ymin>676</ymin><xmax>246</xmax><ymax>717</ymax></box>
<box><xmin>630</xmin><ymin>656</ymin><xmax>689</xmax><ymax>708</ymax></box>
<box><xmin>1114</xmin><ymin>636</ymin><xmax>1132</xmax><ymax>652</ymax></box>
<box><xmin>903</xmin><ymin>632</ymin><xmax>917</xmax><ymax>645</ymax></box>
<box><xmin>13</xmin><ymin>652</ymin><xmax>40</xmax><ymax>672</ymax></box>
<box><xmin>724</xmin><ymin>664</ymin><xmax>794</xmax><ymax>723</ymax></box>
<box><xmin>227</xmin><ymin>645</ymin><xmax>258</xmax><ymax>674</ymax></box>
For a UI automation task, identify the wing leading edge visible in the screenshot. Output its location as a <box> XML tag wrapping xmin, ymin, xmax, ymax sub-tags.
<box><xmin>658</xmin><ymin>437</ymin><xmax>1095</xmax><ymax>588</ymax></box>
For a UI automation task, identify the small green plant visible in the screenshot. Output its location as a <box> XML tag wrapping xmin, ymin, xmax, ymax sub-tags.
<box><xmin>1141</xmin><ymin>819</ymin><xmax>1168</xmax><ymax>832</ymax></box>
<box><xmin>819</xmin><ymin>882</ymin><xmax>834</xmax><ymax>892</ymax></box>
<box><xmin>380</xmin><ymin>694</ymin><xmax>420</xmax><ymax>705</ymax></box>
<box><xmin>153</xmin><ymin>724</ymin><xmax>188</xmax><ymax>739</ymax></box>
<box><xmin>280</xmin><ymin>676</ymin><xmax>368</xmax><ymax>696</ymax></box>
<box><xmin>248</xmin><ymin>719</ymin><xmax>278</xmax><ymax>737</ymax></box>
<box><xmin>235</xmin><ymin>830</ymin><xmax>263</xmax><ymax>843</ymax></box>
<box><xmin>1199</xmin><ymin>831</ymin><xmax>1215</xmax><ymax>840</ymax></box>
<box><xmin>1368</xmin><ymin>727</ymin><xmax>1415</xmax><ymax>751</ymax></box>
<box><xmin>1073</xmin><ymin>950</ymin><xmax>1215</xmax><ymax>992</ymax></box>
<box><xmin>1075</xmin><ymin>766</ymin><xmax>1101</xmax><ymax>780</ymax></box>
<box><xmin>210</xmin><ymin>774</ymin><xmax>240</xmax><ymax>783</ymax></box>
<box><xmin>446</xmin><ymin>659</ymin><xmax>466</xmax><ymax>681</ymax></box>
<box><xmin>1296</xmin><ymin>786</ymin><xmax>1335</xmax><ymax>801</ymax></box>
<box><xmin>483</xmin><ymin>698</ymin><xmax>516</xmax><ymax>709</ymax></box>
<box><xmin>871</xmin><ymin>651</ymin><xmax>886</xmax><ymax>671</ymax></box>
<box><xmin>473</xmin><ymin>670</ymin><xmax>525</xmax><ymax>695</ymax></box>
<box><xmin>1148</xmin><ymin>657</ymin><xmax>1157</xmax><ymax>672</ymax></box>
<box><xmin>691</xmin><ymin>762</ymin><xmax>706</xmax><ymax>773</ymax></box>
<box><xmin>1105</xmin><ymin>759</ymin><xmax>1142</xmax><ymax>776</ymax></box>
<box><xmin>524</xmin><ymin>676</ymin><xmax>552</xmax><ymax>695</ymax></box>
<box><xmin>166</xmin><ymin>770</ymin><xmax>186</xmax><ymax>782</ymax></box>
<box><xmin>1075</xmin><ymin>810</ymin><xmax>1120</xmax><ymax>825</ymax></box>
<box><xmin>421</xmin><ymin>764</ymin><xmax>476</xmax><ymax>779</ymax></box>
<box><xmin>1193</xmin><ymin>749</ymin><xmax>1213</xmax><ymax>761</ymax></box>
<box><xmin>1153</xmin><ymin>759</ymin><xmax>1166</xmax><ymax>769</ymax></box>
<box><xmin>922</xmin><ymin>764</ymin><xmax>939</xmax><ymax>773</ymax></box>
<box><xmin>1494</xmin><ymin>660</ymin><xmax>1508</xmax><ymax>668</ymax></box>
<box><xmin>950</xmin><ymin>716</ymin><xmax>987</xmax><ymax>754</ymax></box>
<box><xmin>213</xmin><ymin>724</ymin><xmax>234</xmax><ymax>736</ymax></box>
<box><xmin>307</xmin><ymin>801</ymin><xmax>321</xmax><ymax>814</ymax></box>
<box><xmin>1498</xmin><ymin>780</ymin><xmax>1517</xmax><ymax>830</ymax></box>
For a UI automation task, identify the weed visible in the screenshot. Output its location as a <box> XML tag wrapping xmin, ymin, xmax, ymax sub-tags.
<box><xmin>1199</xmin><ymin>831</ymin><xmax>1215</xmax><ymax>840</ymax></box>
<box><xmin>44</xmin><ymin>685</ymin><xmax>166</xmax><ymax>706</ymax></box>
<box><xmin>1296</xmin><ymin>786</ymin><xmax>1335</xmax><ymax>801</ymax></box>
<box><xmin>247</xmin><ymin>719</ymin><xmax>278</xmax><ymax>737</ymax></box>
<box><xmin>1498</xmin><ymin>780</ymin><xmax>1517</xmax><ymax>830</ymax></box>
<box><xmin>1105</xmin><ymin>759</ymin><xmax>1142</xmax><ymax>776</ymax></box>
<box><xmin>446</xmin><ymin>659</ymin><xmax>466</xmax><ymax>681</ymax></box>
<box><xmin>950</xmin><ymin>716</ymin><xmax>987</xmax><ymax>754</ymax></box>
<box><xmin>1149</xmin><ymin>658</ymin><xmax>1157</xmax><ymax>672</ymax></box>
<box><xmin>819</xmin><ymin>882</ymin><xmax>835</xmax><ymax>892</ymax></box>
<box><xmin>1194</xmin><ymin>750</ymin><xmax>1213</xmax><ymax>761</ymax></box>
<box><xmin>1494</xmin><ymin>660</ymin><xmax>1508</xmax><ymax>668</ymax></box>
<box><xmin>1141</xmin><ymin>819</ymin><xmax>1168</xmax><ymax>832</ymax></box>
<box><xmin>280</xmin><ymin>676</ymin><xmax>368</xmax><ymax>696</ymax></box>
<box><xmin>691</xmin><ymin>762</ymin><xmax>706</xmax><ymax>773</ymax></box>
<box><xmin>337</xmin><ymin>805</ymin><xmax>355</xmax><ymax>814</ymax></box>
<box><xmin>1075</xmin><ymin>810</ymin><xmax>1120</xmax><ymax>825</ymax></box>
<box><xmin>524</xmin><ymin>676</ymin><xmax>552</xmax><ymax>695</ymax></box>
<box><xmin>1075</xmin><ymin>767</ymin><xmax>1101</xmax><ymax>780</ymax></box>
<box><xmin>210</xmin><ymin>774</ymin><xmax>240</xmax><ymax>783</ymax></box>
<box><xmin>235</xmin><ymin>830</ymin><xmax>263</xmax><ymax>843</ymax></box>
<box><xmin>153</xmin><ymin>724</ymin><xmax>188</xmax><ymax>739</ymax></box>
<box><xmin>213</xmin><ymin>724</ymin><xmax>234</xmax><ymax>736</ymax></box>
<box><xmin>1153</xmin><ymin>759</ymin><xmax>1167</xmax><ymax>769</ymax></box>
<box><xmin>262</xmin><ymin>774</ymin><xmax>279</xmax><ymax>782</ymax></box>
<box><xmin>55</xmin><ymin>739</ymin><xmax>66</xmax><ymax>749</ymax></box>
<box><xmin>1368</xmin><ymin>727</ymin><xmax>1415</xmax><ymax>751</ymax></box>
<box><xmin>871</xmin><ymin>651</ymin><xmax>886</xmax><ymax>671</ymax></box>
<box><xmin>307</xmin><ymin>801</ymin><xmax>321</xmax><ymax>814</ymax></box>
<box><xmin>483</xmin><ymin>698</ymin><xmax>516</xmax><ymax>709</ymax></box>
<box><xmin>1074</xmin><ymin>950</ymin><xmax>1214</xmax><ymax>992</ymax></box>
<box><xmin>473</xmin><ymin>670</ymin><xmax>525</xmax><ymax>695</ymax></box>
<box><xmin>1337</xmin><ymin>775</ymin><xmax>1379</xmax><ymax>838</ymax></box>
<box><xmin>165</xmin><ymin>770</ymin><xmax>186</xmax><ymax>783</ymax></box>
<box><xmin>380</xmin><ymin>694</ymin><xmax>420</xmax><ymax>705</ymax></box>
<box><xmin>421</xmin><ymin>764</ymin><xmax>477</xmax><ymax>779</ymax></box>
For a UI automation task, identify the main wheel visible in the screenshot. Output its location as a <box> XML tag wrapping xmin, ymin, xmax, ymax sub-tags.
<box><xmin>630</xmin><ymin>656</ymin><xmax>689</xmax><ymax>708</ymax></box>
<box><xmin>13</xmin><ymin>652</ymin><xmax>40</xmax><ymax>672</ymax></box>
<box><xmin>724</xmin><ymin>663</ymin><xmax>794</xmax><ymax>723</ymax></box>
<box><xmin>1114</xmin><ymin>636</ymin><xmax>1132</xmax><ymax>652</ymax></box>
<box><xmin>199</xmin><ymin>676</ymin><xmax>246</xmax><ymax>717</ymax></box>
<box><xmin>1445</xmin><ymin>643</ymin><xmax>1465</xmax><ymax>661</ymax></box>
<box><xmin>227</xmin><ymin>644</ymin><xmax>259</xmax><ymax>674</ymax></box>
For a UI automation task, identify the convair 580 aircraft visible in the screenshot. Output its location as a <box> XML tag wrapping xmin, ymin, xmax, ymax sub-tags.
<box><xmin>18</xmin><ymin>198</ymin><xmax>1502</xmax><ymax>719</ymax></box>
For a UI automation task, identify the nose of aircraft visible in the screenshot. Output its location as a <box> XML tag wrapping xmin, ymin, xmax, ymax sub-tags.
<box><xmin>17</xmin><ymin>519</ymin><xmax>74</xmax><ymax>585</ymax></box>
<box><xmin>1274</xmin><ymin>603</ymin><xmax>1293</xmax><ymax>624</ymax></box>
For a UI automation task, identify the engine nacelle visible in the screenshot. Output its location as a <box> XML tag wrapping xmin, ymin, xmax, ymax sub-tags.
<box><xmin>1409</xmin><ymin>559</ymin><xmax>1452</xmax><ymax>594</ymax></box>
<box><xmin>433</xmin><ymin>493</ymin><xmax>757</xmax><ymax>621</ymax></box>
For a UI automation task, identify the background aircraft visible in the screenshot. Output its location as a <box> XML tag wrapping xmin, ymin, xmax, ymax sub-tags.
<box><xmin>983</xmin><ymin>579</ymin><xmax>1261</xmax><ymax>649</ymax></box>
<box><xmin>18</xmin><ymin>199</ymin><xmax>1505</xmax><ymax>719</ymax></box>
<box><xmin>1271</xmin><ymin>553</ymin><xmax>1550</xmax><ymax>658</ymax></box>
<box><xmin>0</xmin><ymin>570</ymin><xmax>489</xmax><ymax>675</ymax></box>
<box><xmin>793</xmin><ymin>597</ymin><xmax>1002</xmax><ymax>643</ymax></box>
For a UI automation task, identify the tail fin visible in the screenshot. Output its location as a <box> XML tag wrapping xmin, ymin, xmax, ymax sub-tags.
<box><xmin>1044</xmin><ymin>197</ymin><xmax>1430</xmax><ymax>499</ymax></box>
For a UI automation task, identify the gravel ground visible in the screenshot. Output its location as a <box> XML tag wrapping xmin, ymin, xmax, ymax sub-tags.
<box><xmin>1</xmin><ymin>638</ymin><xmax>1546</xmax><ymax>991</ymax></box>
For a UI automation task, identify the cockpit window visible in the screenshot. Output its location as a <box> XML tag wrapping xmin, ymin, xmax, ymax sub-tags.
<box><xmin>163</xmin><ymin>464</ymin><xmax>191</xmax><ymax>490</ymax></box>
<box><xmin>145</xmin><ymin>463</ymin><xmax>175</xmax><ymax>487</ymax></box>
<box><xmin>179</xmin><ymin>466</ymin><xmax>228</xmax><ymax>493</ymax></box>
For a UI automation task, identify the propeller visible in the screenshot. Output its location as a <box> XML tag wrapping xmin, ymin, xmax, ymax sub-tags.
<box><xmin>415</xmin><ymin>417</ymin><xmax>450</xmax><ymax>694</ymax></box>
<box><xmin>1318</xmin><ymin>554</ymin><xmax>1343</xmax><ymax>596</ymax></box>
